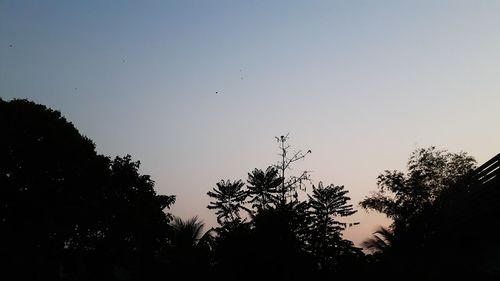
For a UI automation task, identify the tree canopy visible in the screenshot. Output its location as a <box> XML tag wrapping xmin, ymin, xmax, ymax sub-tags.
<box><xmin>307</xmin><ymin>182</ymin><xmax>359</xmax><ymax>271</ymax></box>
<box><xmin>206</xmin><ymin>135</ymin><xmax>362</xmax><ymax>280</ymax></box>
<box><xmin>5</xmin><ymin>98</ymin><xmax>496</xmax><ymax>280</ymax></box>
<box><xmin>359</xmin><ymin>147</ymin><xmax>480</xmax><ymax>279</ymax></box>
<box><xmin>360</xmin><ymin>146</ymin><xmax>476</xmax><ymax>230</ymax></box>
<box><xmin>207</xmin><ymin>179</ymin><xmax>249</xmax><ymax>227</ymax></box>
<box><xmin>246</xmin><ymin>166</ymin><xmax>282</xmax><ymax>210</ymax></box>
<box><xmin>0</xmin><ymin>98</ymin><xmax>175</xmax><ymax>280</ymax></box>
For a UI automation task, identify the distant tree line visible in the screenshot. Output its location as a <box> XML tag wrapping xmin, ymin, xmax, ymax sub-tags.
<box><xmin>1</xmin><ymin>98</ymin><xmax>498</xmax><ymax>280</ymax></box>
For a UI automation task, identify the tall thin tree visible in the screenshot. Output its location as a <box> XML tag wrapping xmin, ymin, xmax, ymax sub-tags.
<box><xmin>274</xmin><ymin>134</ymin><xmax>312</xmax><ymax>205</ymax></box>
<box><xmin>307</xmin><ymin>182</ymin><xmax>357</xmax><ymax>270</ymax></box>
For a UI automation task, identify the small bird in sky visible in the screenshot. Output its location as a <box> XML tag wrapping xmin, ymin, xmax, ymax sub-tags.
<box><xmin>9</xmin><ymin>44</ymin><xmax>13</xmax><ymax>48</ymax></box>
<box><xmin>215</xmin><ymin>91</ymin><xmax>219</xmax><ymax>94</ymax></box>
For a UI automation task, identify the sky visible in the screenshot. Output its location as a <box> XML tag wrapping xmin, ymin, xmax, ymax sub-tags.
<box><xmin>1</xmin><ymin>0</ymin><xmax>500</xmax><ymax>246</ymax></box>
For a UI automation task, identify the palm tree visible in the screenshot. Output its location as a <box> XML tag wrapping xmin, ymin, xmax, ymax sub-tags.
<box><xmin>247</xmin><ymin>167</ymin><xmax>283</xmax><ymax>211</ymax></box>
<box><xmin>170</xmin><ymin>216</ymin><xmax>214</xmax><ymax>250</ymax></box>
<box><xmin>207</xmin><ymin>179</ymin><xmax>249</xmax><ymax>226</ymax></box>
<box><xmin>362</xmin><ymin>226</ymin><xmax>394</xmax><ymax>254</ymax></box>
<box><xmin>169</xmin><ymin>217</ymin><xmax>214</xmax><ymax>277</ymax></box>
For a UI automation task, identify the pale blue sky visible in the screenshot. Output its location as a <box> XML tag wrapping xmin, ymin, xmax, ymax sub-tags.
<box><xmin>2</xmin><ymin>0</ymin><xmax>500</xmax><ymax>245</ymax></box>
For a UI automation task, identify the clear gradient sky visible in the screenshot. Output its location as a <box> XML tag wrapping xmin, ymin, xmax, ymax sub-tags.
<box><xmin>2</xmin><ymin>1</ymin><xmax>500</xmax><ymax>246</ymax></box>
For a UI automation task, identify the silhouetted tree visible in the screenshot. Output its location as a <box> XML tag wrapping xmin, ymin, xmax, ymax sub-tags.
<box><xmin>307</xmin><ymin>182</ymin><xmax>358</xmax><ymax>272</ymax></box>
<box><xmin>362</xmin><ymin>226</ymin><xmax>394</xmax><ymax>254</ymax></box>
<box><xmin>169</xmin><ymin>217</ymin><xmax>214</xmax><ymax>278</ymax></box>
<box><xmin>210</xmin><ymin>221</ymin><xmax>254</xmax><ymax>280</ymax></box>
<box><xmin>206</xmin><ymin>134</ymin><xmax>369</xmax><ymax>280</ymax></box>
<box><xmin>274</xmin><ymin>134</ymin><xmax>312</xmax><ymax>205</ymax></box>
<box><xmin>0</xmin><ymin>98</ymin><xmax>108</xmax><ymax>279</ymax></box>
<box><xmin>247</xmin><ymin>206</ymin><xmax>316</xmax><ymax>281</ymax></box>
<box><xmin>247</xmin><ymin>166</ymin><xmax>283</xmax><ymax>211</ymax></box>
<box><xmin>0</xmin><ymin>99</ymin><xmax>175</xmax><ymax>280</ymax></box>
<box><xmin>170</xmin><ymin>217</ymin><xmax>213</xmax><ymax>248</ymax></box>
<box><xmin>360</xmin><ymin>146</ymin><xmax>476</xmax><ymax>231</ymax></box>
<box><xmin>97</xmin><ymin>155</ymin><xmax>176</xmax><ymax>279</ymax></box>
<box><xmin>207</xmin><ymin>179</ymin><xmax>249</xmax><ymax>228</ymax></box>
<box><xmin>359</xmin><ymin>147</ymin><xmax>477</xmax><ymax>279</ymax></box>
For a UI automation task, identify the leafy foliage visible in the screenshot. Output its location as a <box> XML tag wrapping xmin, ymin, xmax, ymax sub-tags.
<box><xmin>208</xmin><ymin>136</ymin><xmax>362</xmax><ymax>279</ymax></box>
<box><xmin>247</xmin><ymin>166</ymin><xmax>283</xmax><ymax>211</ymax></box>
<box><xmin>0</xmin><ymin>99</ymin><xmax>175</xmax><ymax>280</ymax></box>
<box><xmin>207</xmin><ymin>179</ymin><xmax>249</xmax><ymax>226</ymax></box>
<box><xmin>359</xmin><ymin>147</ymin><xmax>480</xmax><ymax>279</ymax></box>
<box><xmin>169</xmin><ymin>217</ymin><xmax>214</xmax><ymax>278</ymax></box>
<box><xmin>170</xmin><ymin>216</ymin><xmax>214</xmax><ymax>249</ymax></box>
<box><xmin>307</xmin><ymin>182</ymin><xmax>358</xmax><ymax>270</ymax></box>
<box><xmin>360</xmin><ymin>146</ymin><xmax>476</xmax><ymax>229</ymax></box>
<box><xmin>362</xmin><ymin>226</ymin><xmax>394</xmax><ymax>254</ymax></box>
